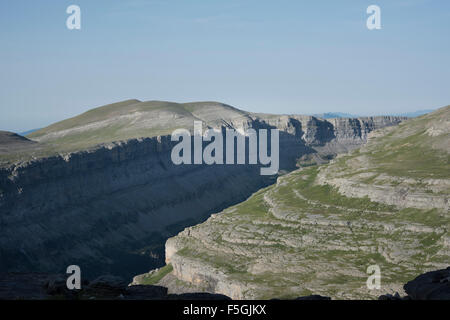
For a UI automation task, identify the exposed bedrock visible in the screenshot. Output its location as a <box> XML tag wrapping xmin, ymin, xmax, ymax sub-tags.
<box><xmin>155</xmin><ymin>107</ymin><xmax>449</xmax><ymax>299</ymax></box>
<box><xmin>0</xmin><ymin>116</ymin><xmax>404</xmax><ymax>280</ymax></box>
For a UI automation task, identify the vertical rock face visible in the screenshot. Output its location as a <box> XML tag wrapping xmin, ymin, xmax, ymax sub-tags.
<box><xmin>0</xmin><ymin>136</ymin><xmax>273</xmax><ymax>279</ymax></box>
<box><xmin>0</xmin><ymin>102</ymin><xmax>405</xmax><ymax>280</ymax></box>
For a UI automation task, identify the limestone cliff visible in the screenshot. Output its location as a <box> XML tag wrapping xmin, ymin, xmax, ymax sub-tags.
<box><xmin>0</xmin><ymin>100</ymin><xmax>405</xmax><ymax>280</ymax></box>
<box><xmin>149</xmin><ymin>106</ymin><xmax>449</xmax><ymax>299</ymax></box>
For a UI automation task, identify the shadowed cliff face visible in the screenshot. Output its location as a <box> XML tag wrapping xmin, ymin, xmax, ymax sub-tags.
<box><xmin>0</xmin><ymin>101</ymin><xmax>406</xmax><ymax>281</ymax></box>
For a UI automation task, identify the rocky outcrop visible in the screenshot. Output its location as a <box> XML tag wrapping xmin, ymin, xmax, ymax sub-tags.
<box><xmin>316</xmin><ymin>175</ymin><xmax>449</xmax><ymax>211</ymax></box>
<box><xmin>403</xmin><ymin>267</ymin><xmax>450</xmax><ymax>300</ymax></box>
<box><xmin>0</xmin><ymin>272</ymin><xmax>231</xmax><ymax>300</ymax></box>
<box><xmin>317</xmin><ymin>106</ymin><xmax>450</xmax><ymax>211</ymax></box>
<box><xmin>0</xmin><ymin>271</ymin><xmax>331</xmax><ymax>300</ymax></box>
<box><xmin>2</xmin><ymin>268</ymin><xmax>448</xmax><ymax>300</ymax></box>
<box><xmin>0</xmin><ymin>101</ymin><xmax>406</xmax><ymax>280</ymax></box>
<box><xmin>166</xmin><ymin>251</ymin><xmax>252</xmax><ymax>300</ymax></box>
<box><xmin>154</xmin><ymin>107</ymin><xmax>449</xmax><ymax>300</ymax></box>
<box><xmin>161</xmin><ymin>167</ymin><xmax>448</xmax><ymax>299</ymax></box>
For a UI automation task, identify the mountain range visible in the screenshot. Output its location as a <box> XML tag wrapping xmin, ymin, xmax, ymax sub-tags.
<box><xmin>313</xmin><ymin>109</ymin><xmax>436</xmax><ymax>119</ymax></box>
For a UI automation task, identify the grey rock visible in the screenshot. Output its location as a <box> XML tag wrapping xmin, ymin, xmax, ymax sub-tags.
<box><xmin>0</xmin><ymin>101</ymin><xmax>405</xmax><ymax>279</ymax></box>
<box><xmin>158</xmin><ymin>107</ymin><xmax>449</xmax><ymax>300</ymax></box>
<box><xmin>0</xmin><ymin>273</ymin><xmax>52</xmax><ymax>300</ymax></box>
<box><xmin>124</xmin><ymin>284</ymin><xmax>168</xmax><ymax>299</ymax></box>
<box><xmin>378</xmin><ymin>292</ymin><xmax>403</xmax><ymax>300</ymax></box>
<box><xmin>83</xmin><ymin>275</ymin><xmax>128</xmax><ymax>297</ymax></box>
<box><xmin>404</xmin><ymin>267</ymin><xmax>450</xmax><ymax>300</ymax></box>
<box><xmin>44</xmin><ymin>274</ymin><xmax>68</xmax><ymax>295</ymax></box>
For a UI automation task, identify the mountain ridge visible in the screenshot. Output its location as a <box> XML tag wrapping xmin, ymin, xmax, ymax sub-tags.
<box><xmin>1</xmin><ymin>100</ymin><xmax>408</xmax><ymax>166</ymax></box>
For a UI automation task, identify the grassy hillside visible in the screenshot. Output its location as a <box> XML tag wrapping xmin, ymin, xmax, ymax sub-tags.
<box><xmin>324</xmin><ymin>105</ymin><xmax>449</xmax><ymax>181</ymax></box>
<box><xmin>27</xmin><ymin>100</ymin><xmax>248</xmax><ymax>152</ymax></box>
<box><xmin>0</xmin><ymin>100</ymin><xmax>250</xmax><ymax>165</ymax></box>
<box><xmin>162</xmin><ymin>106</ymin><xmax>449</xmax><ymax>299</ymax></box>
<box><xmin>319</xmin><ymin>105</ymin><xmax>450</xmax><ymax>207</ymax></box>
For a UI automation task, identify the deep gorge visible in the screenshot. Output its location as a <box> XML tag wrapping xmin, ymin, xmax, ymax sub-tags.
<box><xmin>0</xmin><ymin>115</ymin><xmax>405</xmax><ymax>281</ymax></box>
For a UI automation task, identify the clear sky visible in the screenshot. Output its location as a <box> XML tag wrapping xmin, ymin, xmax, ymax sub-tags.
<box><xmin>1</xmin><ymin>0</ymin><xmax>449</xmax><ymax>132</ymax></box>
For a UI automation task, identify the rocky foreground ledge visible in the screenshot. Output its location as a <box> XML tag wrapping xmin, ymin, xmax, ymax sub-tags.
<box><xmin>0</xmin><ymin>272</ymin><xmax>330</xmax><ymax>300</ymax></box>
<box><xmin>2</xmin><ymin>268</ymin><xmax>445</xmax><ymax>300</ymax></box>
<box><xmin>0</xmin><ymin>273</ymin><xmax>230</xmax><ymax>300</ymax></box>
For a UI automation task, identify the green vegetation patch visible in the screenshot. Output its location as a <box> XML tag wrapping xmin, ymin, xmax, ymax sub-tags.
<box><xmin>139</xmin><ymin>264</ymin><xmax>174</xmax><ymax>285</ymax></box>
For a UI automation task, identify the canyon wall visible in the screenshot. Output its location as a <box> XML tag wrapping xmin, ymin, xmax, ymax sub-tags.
<box><xmin>155</xmin><ymin>107</ymin><xmax>449</xmax><ymax>299</ymax></box>
<box><xmin>0</xmin><ymin>116</ymin><xmax>405</xmax><ymax>280</ymax></box>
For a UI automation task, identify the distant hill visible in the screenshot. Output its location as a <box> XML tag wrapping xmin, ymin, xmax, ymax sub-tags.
<box><xmin>313</xmin><ymin>112</ymin><xmax>360</xmax><ymax>119</ymax></box>
<box><xmin>18</xmin><ymin>128</ymin><xmax>40</xmax><ymax>136</ymax></box>
<box><xmin>392</xmin><ymin>109</ymin><xmax>437</xmax><ymax>118</ymax></box>
<box><xmin>313</xmin><ymin>109</ymin><xmax>436</xmax><ymax>119</ymax></box>
<box><xmin>0</xmin><ymin>131</ymin><xmax>38</xmax><ymax>155</ymax></box>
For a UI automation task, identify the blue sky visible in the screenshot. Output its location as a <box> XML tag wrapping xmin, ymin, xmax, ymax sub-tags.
<box><xmin>1</xmin><ymin>0</ymin><xmax>449</xmax><ymax>132</ymax></box>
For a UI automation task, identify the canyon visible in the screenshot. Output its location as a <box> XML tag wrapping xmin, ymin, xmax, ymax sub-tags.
<box><xmin>135</xmin><ymin>105</ymin><xmax>449</xmax><ymax>299</ymax></box>
<box><xmin>0</xmin><ymin>100</ymin><xmax>406</xmax><ymax>281</ymax></box>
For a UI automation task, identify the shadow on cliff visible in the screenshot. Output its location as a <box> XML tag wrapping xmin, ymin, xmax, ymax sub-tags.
<box><xmin>0</xmin><ymin>118</ymin><xmax>363</xmax><ymax>281</ymax></box>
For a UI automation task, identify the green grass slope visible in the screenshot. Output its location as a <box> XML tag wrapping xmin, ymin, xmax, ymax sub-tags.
<box><xmin>27</xmin><ymin>100</ymin><xmax>247</xmax><ymax>151</ymax></box>
<box><xmin>324</xmin><ymin>105</ymin><xmax>449</xmax><ymax>181</ymax></box>
<box><xmin>164</xmin><ymin>106</ymin><xmax>449</xmax><ymax>299</ymax></box>
<box><xmin>0</xmin><ymin>100</ymin><xmax>250</xmax><ymax>165</ymax></box>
